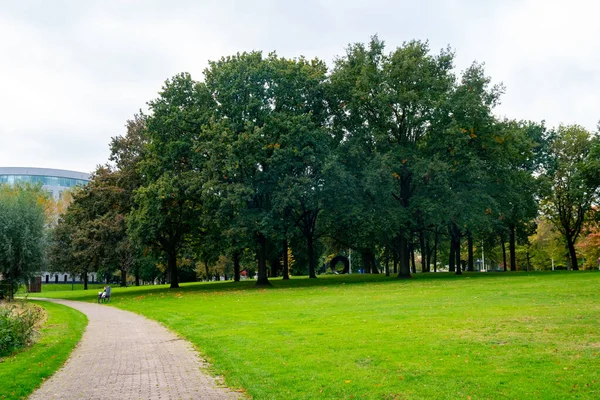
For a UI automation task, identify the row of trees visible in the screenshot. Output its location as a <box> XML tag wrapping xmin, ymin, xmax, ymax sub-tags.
<box><xmin>47</xmin><ymin>37</ymin><xmax>600</xmax><ymax>288</ymax></box>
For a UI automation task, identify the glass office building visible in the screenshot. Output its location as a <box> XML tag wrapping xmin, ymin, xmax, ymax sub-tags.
<box><xmin>0</xmin><ymin>167</ymin><xmax>90</xmax><ymax>199</ymax></box>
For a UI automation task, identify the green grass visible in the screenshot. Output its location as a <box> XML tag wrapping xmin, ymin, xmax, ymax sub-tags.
<box><xmin>30</xmin><ymin>272</ymin><xmax>600</xmax><ymax>399</ymax></box>
<box><xmin>0</xmin><ymin>301</ymin><xmax>87</xmax><ymax>400</ymax></box>
<box><xmin>18</xmin><ymin>283</ymin><xmax>106</xmax><ymax>294</ymax></box>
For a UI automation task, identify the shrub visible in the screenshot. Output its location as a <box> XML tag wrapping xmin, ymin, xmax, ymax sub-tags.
<box><xmin>0</xmin><ymin>303</ymin><xmax>42</xmax><ymax>356</ymax></box>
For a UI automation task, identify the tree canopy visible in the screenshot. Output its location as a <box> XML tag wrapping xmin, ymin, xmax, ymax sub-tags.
<box><xmin>44</xmin><ymin>36</ymin><xmax>600</xmax><ymax>286</ymax></box>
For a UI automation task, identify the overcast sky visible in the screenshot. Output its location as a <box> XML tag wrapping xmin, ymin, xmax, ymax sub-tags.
<box><xmin>1</xmin><ymin>0</ymin><xmax>598</xmax><ymax>173</ymax></box>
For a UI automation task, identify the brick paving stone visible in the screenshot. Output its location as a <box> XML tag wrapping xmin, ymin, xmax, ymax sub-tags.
<box><xmin>28</xmin><ymin>298</ymin><xmax>242</xmax><ymax>400</ymax></box>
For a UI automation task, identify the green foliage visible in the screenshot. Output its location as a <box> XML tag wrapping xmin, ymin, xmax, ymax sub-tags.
<box><xmin>329</xmin><ymin>37</ymin><xmax>457</xmax><ymax>276</ymax></box>
<box><xmin>47</xmin><ymin>166</ymin><xmax>136</xmax><ymax>289</ymax></box>
<box><xmin>47</xmin><ymin>208</ymin><xmax>91</xmax><ymax>287</ymax></box>
<box><xmin>0</xmin><ymin>184</ymin><xmax>48</xmax><ymax>300</ymax></box>
<box><xmin>329</xmin><ymin>37</ymin><xmax>520</xmax><ymax>276</ymax></box>
<box><xmin>528</xmin><ymin>217</ymin><xmax>567</xmax><ymax>270</ymax></box>
<box><xmin>202</xmin><ymin>52</ymin><xmax>334</xmax><ymax>283</ymax></box>
<box><xmin>51</xmin><ymin>36</ymin><xmax>596</xmax><ymax>283</ymax></box>
<box><xmin>0</xmin><ymin>302</ymin><xmax>42</xmax><ymax>356</ymax></box>
<box><xmin>129</xmin><ymin>74</ymin><xmax>212</xmax><ymax>288</ymax></box>
<box><xmin>542</xmin><ymin>125</ymin><xmax>600</xmax><ymax>270</ymax></box>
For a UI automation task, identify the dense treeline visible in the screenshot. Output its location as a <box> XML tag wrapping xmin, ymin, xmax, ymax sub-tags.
<box><xmin>47</xmin><ymin>37</ymin><xmax>600</xmax><ymax>288</ymax></box>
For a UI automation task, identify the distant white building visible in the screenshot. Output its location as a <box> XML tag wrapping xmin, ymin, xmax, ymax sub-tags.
<box><xmin>42</xmin><ymin>272</ymin><xmax>99</xmax><ymax>284</ymax></box>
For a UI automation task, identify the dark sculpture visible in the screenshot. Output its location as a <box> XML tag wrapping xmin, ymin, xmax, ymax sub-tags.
<box><xmin>329</xmin><ymin>255</ymin><xmax>350</xmax><ymax>274</ymax></box>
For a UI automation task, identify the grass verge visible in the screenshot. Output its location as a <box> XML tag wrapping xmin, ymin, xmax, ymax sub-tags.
<box><xmin>28</xmin><ymin>272</ymin><xmax>600</xmax><ymax>399</ymax></box>
<box><xmin>0</xmin><ymin>301</ymin><xmax>87</xmax><ymax>400</ymax></box>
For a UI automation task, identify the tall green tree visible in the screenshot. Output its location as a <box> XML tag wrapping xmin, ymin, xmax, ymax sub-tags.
<box><xmin>50</xmin><ymin>166</ymin><xmax>139</xmax><ymax>287</ymax></box>
<box><xmin>48</xmin><ymin>184</ymin><xmax>97</xmax><ymax>290</ymax></box>
<box><xmin>88</xmin><ymin>167</ymin><xmax>136</xmax><ymax>286</ymax></box>
<box><xmin>109</xmin><ymin>115</ymin><xmax>148</xmax><ymax>285</ymax></box>
<box><xmin>0</xmin><ymin>184</ymin><xmax>48</xmax><ymax>300</ymax></box>
<box><xmin>202</xmin><ymin>52</ymin><xmax>275</xmax><ymax>286</ymax></box>
<box><xmin>203</xmin><ymin>52</ymin><xmax>333</xmax><ymax>283</ymax></box>
<box><xmin>542</xmin><ymin>125</ymin><xmax>600</xmax><ymax>270</ymax></box>
<box><xmin>330</xmin><ymin>37</ymin><xmax>455</xmax><ymax>277</ymax></box>
<box><xmin>129</xmin><ymin>73</ymin><xmax>213</xmax><ymax>288</ymax></box>
<box><xmin>267</xmin><ymin>56</ymin><xmax>334</xmax><ymax>279</ymax></box>
<box><xmin>489</xmin><ymin>120</ymin><xmax>545</xmax><ymax>271</ymax></box>
<box><xmin>427</xmin><ymin>62</ymin><xmax>504</xmax><ymax>274</ymax></box>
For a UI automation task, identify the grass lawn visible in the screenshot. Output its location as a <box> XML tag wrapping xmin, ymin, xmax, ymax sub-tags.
<box><xmin>17</xmin><ymin>283</ymin><xmax>106</xmax><ymax>294</ymax></box>
<box><xmin>39</xmin><ymin>283</ymin><xmax>106</xmax><ymax>292</ymax></box>
<box><xmin>31</xmin><ymin>272</ymin><xmax>600</xmax><ymax>399</ymax></box>
<box><xmin>0</xmin><ymin>301</ymin><xmax>87</xmax><ymax>400</ymax></box>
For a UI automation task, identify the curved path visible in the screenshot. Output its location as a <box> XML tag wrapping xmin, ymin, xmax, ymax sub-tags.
<box><xmin>28</xmin><ymin>298</ymin><xmax>241</xmax><ymax>400</ymax></box>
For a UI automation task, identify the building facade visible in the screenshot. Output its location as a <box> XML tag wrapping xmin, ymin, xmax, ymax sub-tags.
<box><xmin>0</xmin><ymin>166</ymin><xmax>90</xmax><ymax>199</ymax></box>
<box><xmin>43</xmin><ymin>272</ymin><xmax>98</xmax><ymax>284</ymax></box>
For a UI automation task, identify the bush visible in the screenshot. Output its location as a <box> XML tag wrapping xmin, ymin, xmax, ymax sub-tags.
<box><xmin>0</xmin><ymin>303</ymin><xmax>42</xmax><ymax>356</ymax></box>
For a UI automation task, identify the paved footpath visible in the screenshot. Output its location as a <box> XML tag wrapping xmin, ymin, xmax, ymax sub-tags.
<box><xmin>28</xmin><ymin>298</ymin><xmax>241</xmax><ymax>400</ymax></box>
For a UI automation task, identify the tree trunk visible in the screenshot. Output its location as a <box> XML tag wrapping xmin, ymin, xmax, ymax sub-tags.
<box><xmin>120</xmin><ymin>268</ymin><xmax>127</xmax><ymax>287</ymax></box>
<box><xmin>501</xmin><ymin>237</ymin><xmax>507</xmax><ymax>272</ymax></box>
<box><xmin>370</xmin><ymin>251</ymin><xmax>379</xmax><ymax>274</ymax></box>
<box><xmin>168</xmin><ymin>248</ymin><xmax>179</xmax><ymax>288</ymax></box>
<box><xmin>256</xmin><ymin>233</ymin><xmax>271</xmax><ymax>286</ymax></box>
<box><xmin>393</xmin><ymin>235</ymin><xmax>399</xmax><ymax>274</ymax></box>
<box><xmin>433</xmin><ymin>228</ymin><xmax>438</xmax><ymax>273</ymax></box>
<box><xmin>567</xmin><ymin>236</ymin><xmax>579</xmax><ymax>270</ymax></box>
<box><xmin>410</xmin><ymin>242</ymin><xmax>416</xmax><ymax>274</ymax></box>
<box><xmin>397</xmin><ymin>231</ymin><xmax>411</xmax><ymax>278</ymax></box>
<box><xmin>84</xmin><ymin>272</ymin><xmax>88</xmax><ymax>290</ymax></box>
<box><xmin>385</xmin><ymin>244</ymin><xmax>390</xmax><ymax>277</ymax></box>
<box><xmin>283</xmin><ymin>240</ymin><xmax>290</xmax><ymax>280</ymax></box>
<box><xmin>455</xmin><ymin>237</ymin><xmax>462</xmax><ymax>275</ymax></box>
<box><xmin>425</xmin><ymin>236</ymin><xmax>432</xmax><ymax>272</ymax></box>
<box><xmin>395</xmin><ymin>171</ymin><xmax>413</xmax><ymax>278</ymax></box>
<box><xmin>307</xmin><ymin>234</ymin><xmax>317</xmax><ymax>278</ymax></box>
<box><xmin>269</xmin><ymin>258</ymin><xmax>280</xmax><ymax>278</ymax></box>
<box><xmin>233</xmin><ymin>251</ymin><xmax>241</xmax><ymax>282</ymax></box>
<box><xmin>361</xmin><ymin>251</ymin><xmax>370</xmax><ymax>274</ymax></box>
<box><xmin>449</xmin><ymin>238</ymin><xmax>456</xmax><ymax>272</ymax></box>
<box><xmin>467</xmin><ymin>233</ymin><xmax>474</xmax><ymax>272</ymax></box>
<box><xmin>362</xmin><ymin>250</ymin><xmax>378</xmax><ymax>274</ymax></box>
<box><xmin>419</xmin><ymin>230</ymin><xmax>426</xmax><ymax>272</ymax></box>
<box><xmin>451</xmin><ymin>223</ymin><xmax>461</xmax><ymax>275</ymax></box>
<box><xmin>509</xmin><ymin>223</ymin><xmax>517</xmax><ymax>271</ymax></box>
<box><xmin>135</xmin><ymin>268</ymin><xmax>140</xmax><ymax>286</ymax></box>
